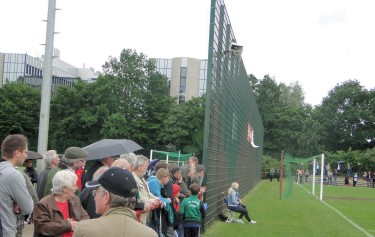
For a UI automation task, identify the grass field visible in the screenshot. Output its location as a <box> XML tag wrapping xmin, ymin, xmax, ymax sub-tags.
<box><xmin>202</xmin><ymin>180</ymin><xmax>375</xmax><ymax>237</ymax></box>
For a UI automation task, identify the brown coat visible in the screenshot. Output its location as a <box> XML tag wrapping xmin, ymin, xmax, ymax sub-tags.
<box><xmin>72</xmin><ymin>207</ymin><xmax>158</xmax><ymax>237</ymax></box>
<box><xmin>33</xmin><ymin>194</ymin><xmax>89</xmax><ymax>237</ymax></box>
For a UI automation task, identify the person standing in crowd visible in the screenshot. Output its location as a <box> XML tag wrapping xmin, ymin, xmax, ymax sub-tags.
<box><xmin>16</xmin><ymin>168</ymin><xmax>39</xmax><ymax>236</ymax></box>
<box><xmin>73</xmin><ymin>167</ymin><xmax>158</xmax><ymax>237</ymax></box>
<box><xmin>23</xmin><ymin>158</ymin><xmax>38</xmax><ymax>185</ymax></box>
<box><xmin>172</xmin><ymin>184</ymin><xmax>183</xmax><ymax>237</ymax></box>
<box><xmin>179</xmin><ymin>183</ymin><xmax>206</xmax><ymax>237</ymax></box>
<box><xmin>327</xmin><ymin>169</ymin><xmax>333</xmax><ymax>186</ymax></box>
<box><xmin>269</xmin><ymin>168</ymin><xmax>275</xmax><ymax>182</ymax></box>
<box><xmin>346</xmin><ymin>162</ymin><xmax>351</xmax><ymax>176</ymax></box>
<box><xmin>333</xmin><ymin>169</ymin><xmax>338</xmax><ymax>186</ymax></box>
<box><xmin>33</xmin><ymin>170</ymin><xmax>89</xmax><ymax>237</ymax></box>
<box><xmin>85</xmin><ymin>156</ymin><xmax>115</xmax><ymax>184</ymax></box>
<box><xmin>0</xmin><ymin>150</ymin><xmax>38</xmax><ymax>236</ymax></box>
<box><xmin>353</xmin><ymin>172</ymin><xmax>358</xmax><ymax>187</ymax></box>
<box><xmin>276</xmin><ymin>169</ymin><xmax>280</xmax><ymax>182</ymax></box>
<box><xmin>79</xmin><ymin>167</ymin><xmax>108</xmax><ymax>219</ymax></box>
<box><xmin>37</xmin><ymin>150</ymin><xmax>60</xmax><ymax>200</ymax></box>
<box><xmin>180</xmin><ymin>167</ymin><xmax>197</xmax><ymax>197</ymax></box>
<box><xmin>111</xmin><ymin>158</ymin><xmax>130</xmax><ymax>170</ymax></box>
<box><xmin>227</xmin><ymin>182</ymin><xmax>256</xmax><ymax>224</ymax></box>
<box><xmin>132</xmin><ymin>155</ymin><xmax>160</xmax><ymax>225</ymax></box>
<box><xmin>148</xmin><ymin>168</ymin><xmax>174</xmax><ymax>236</ymax></box>
<box><xmin>0</xmin><ymin>134</ymin><xmax>34</xmax><ymax>237</ymax></box>
<box><xmin>325</xmin><ymin>163</ymin><xmax>331</xmax><ymax>175</ymax></box>
<box><xmin>120</xmin><ymin>153</ymin><xmax>137</xmax><ymax>172</ymax></box>
<box><xmin>44</xmin><ymin>147</ymin><xmax>88</xmax><ymax>196</ymax></box>
<box><xmin>299</xmin><ymin>169</ymin><xmax>304</xmax><ymax>184</ymax></box>
<box><xmin>365</xmin><ymin>171</ymin><xmax>372</xmax><ymax>188</ymax></box>
<box><xmin>305</xmin><ymin>169</ymin><xmax>310</xmax><ymax>184</ymax></box>
<box><xmin>170</xmin><ymin>167</ymin><xmax>183</xmax><ymax>185</ymax></box>
<box><xmin>75</xmin><ymin>165</ymin><xmax>85</xmax><ymax>191</ymax></box>
<box><xmin>188</xmin><ymin>156</ymin><xmax>199</xmax><ymax>168</ymax></box>
<box><xmin>345</xmin><ymin>176</ymin><xmax>350</xmax><ymax>186</ymax></box>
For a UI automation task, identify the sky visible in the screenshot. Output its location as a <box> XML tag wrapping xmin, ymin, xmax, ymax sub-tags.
<box><xmin>1</xmin><ymin>0</ymin><xmax>375</xmax><ymax>106</ymax></box>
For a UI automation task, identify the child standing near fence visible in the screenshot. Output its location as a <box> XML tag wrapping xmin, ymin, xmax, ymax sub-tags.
<box><xmin>179</xmin><ymin>183</ymin><xmax>206</xmax><ymax>237</ymax></box>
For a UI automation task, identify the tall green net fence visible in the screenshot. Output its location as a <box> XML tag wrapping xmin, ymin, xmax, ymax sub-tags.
<box><xmin>202</xmin><ymin>0</ymin><xmax>264</xmax><ymax>225</ymax></box>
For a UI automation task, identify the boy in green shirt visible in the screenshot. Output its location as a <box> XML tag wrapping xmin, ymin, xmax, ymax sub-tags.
<box><xmin>179</xmin><ymin>183</ymin><xmax>206</xmax><ymax>237</ymax></box>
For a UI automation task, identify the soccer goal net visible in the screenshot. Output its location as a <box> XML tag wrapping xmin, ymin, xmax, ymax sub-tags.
<box><xmin>282</xmin><ymin>153</ymin><xmax>325</xmax><ymax>200</ymax></box>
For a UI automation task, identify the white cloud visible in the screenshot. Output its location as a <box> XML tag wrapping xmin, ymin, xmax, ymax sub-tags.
<box><xmin>1</xmin><ymin>0</ymin><xmax>374</xmax><ymax>106</ymax></box>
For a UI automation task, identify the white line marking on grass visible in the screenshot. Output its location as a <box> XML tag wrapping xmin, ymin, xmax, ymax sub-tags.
<box><xmin>297</xmin><ymin>183</ymin><xmax>374</xmax><ymax>237</ymax></box>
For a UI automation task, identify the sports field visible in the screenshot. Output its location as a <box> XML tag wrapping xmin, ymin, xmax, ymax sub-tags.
<box><xmin>202</xmin><ymin>180</ymin><xmax>375</xmax><ymax>237</ymax></box>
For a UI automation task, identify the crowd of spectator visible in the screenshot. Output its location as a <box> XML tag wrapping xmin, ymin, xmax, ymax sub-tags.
<box><xmin>0</xmin><ymin>134</ymin><xmax>207</xmax><ymax>237</ymax></box>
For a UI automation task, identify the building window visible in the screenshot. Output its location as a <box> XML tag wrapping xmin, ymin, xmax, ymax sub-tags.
<box><xmin>179</xmin><ymin>67</ymin><xmax>187</xmax><ymax>96</ymax></box>
<box><xmin>179</xmin><ymin>95</ymin><xmax>185</xmax><ymax>103</ymax></box>
<box><xmin>199</xmin><ymin>60</ymin><xmax>208</xmax><ymax>96</ymax></box>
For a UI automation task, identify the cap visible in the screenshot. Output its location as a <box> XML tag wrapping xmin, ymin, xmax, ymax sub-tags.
<box><xmin>86</xmin><ymin>167</ymin><xmax>138</xmax><ymax>198</ymax></box>
<box><xmin>64</xmin><ymin>147</ymin><xmax>88</xmax><ymax>160</ymax></box>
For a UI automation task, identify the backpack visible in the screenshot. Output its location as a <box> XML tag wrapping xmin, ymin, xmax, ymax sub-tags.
<box><xmin>217</xmin><ymin>211</ymin><xmax>228</xmax><ymax>222</ymax></box>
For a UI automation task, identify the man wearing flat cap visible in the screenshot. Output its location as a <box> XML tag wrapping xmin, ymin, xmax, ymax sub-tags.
<box><xmin>44</xmin><ymin>147</ymin><xmax>88</xmax><ymax>196</ymax></box>
<box><xmin>73</xmin><ymin>167</ymin><xmax>157</xmax><ymax>237</ymax></box>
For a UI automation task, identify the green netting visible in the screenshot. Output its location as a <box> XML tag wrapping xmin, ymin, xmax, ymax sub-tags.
<box><xmin>152</xmin><ymin>150</ymin><xmax>192</xmax><ymax>162</ymax></box>
<box><xmin>202</xmin><ymin>0</ymin><xmax>264</xmax><ymax>225</ymax></box>
<box><xmin>282</xmin><ymin>153</ymin><xmax>320</xmax><ymax>199</ymax></box>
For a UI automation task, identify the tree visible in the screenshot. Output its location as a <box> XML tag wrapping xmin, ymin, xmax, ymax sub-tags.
<box><xmin>100</xmin><ymin>49</ymin><xmax>175</xmax><ymax>143</ymax></box>
<box><xmin>49</xmin><ymin>49</ymin><xmax>175</xmax><ymax>148</ymax></box>
<box><xmin>279</xmin><ymin>81</ymin><xmax>305</xmax><ymax>108</ymax></box>
<box><xmin>315</xmin><ymin>80</ymin><xmax>374</xmax><ymax>151</ymax></box>
<box><xmin>297</xmin><ymin>108</ymin><xmax>323</xmax><ymax>157</ymax></box>
<box><xmin>158</xmin><ymin>96</ymin><xmax>205</xmax><ymax>153</ymax></box>
<box><xmin>140</xmin><ymin>70</ymin><xmax>177</xmax><ymax>144</ymax></box>
<box><xmin>49</xmin><ymin>80</ymin><xmax>104</xmax><ymax>149</ymax></box>
<box><xmin>253</xmin><ymin>75</ymin><xmax>308</xmax><ymax>156</ymax></box>
<box><xmin>0</xmin><ymin>82</ymin><xmax>40</xmax><ymax>147</ymax></box>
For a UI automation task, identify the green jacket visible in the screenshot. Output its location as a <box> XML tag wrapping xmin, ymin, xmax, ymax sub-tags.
<box><xmin>44</xmin><ymin>163</ymin><xmax>80</xmax><ymax>197</ymax></box>
<box><xmin>179</xmin><ymin>195</ymin><xmax>205</xmax><ymax>224</ymax></box>
<box><xmin>44</xmin><ymin>166</ymin><xmax>62</xmax><ymax>196</ymax></box>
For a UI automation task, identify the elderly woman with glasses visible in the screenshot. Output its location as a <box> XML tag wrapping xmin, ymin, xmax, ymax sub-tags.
<box><xmin>33</xmin><ymin>170</ymin><xmax>89</xmax><ymax>237</ymax></box>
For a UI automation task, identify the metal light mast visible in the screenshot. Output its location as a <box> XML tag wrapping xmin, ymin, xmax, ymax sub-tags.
<box><xmin>37</xmin><ymin>0</ymin><xmax>58</xmax><ymax>173</ymax></box>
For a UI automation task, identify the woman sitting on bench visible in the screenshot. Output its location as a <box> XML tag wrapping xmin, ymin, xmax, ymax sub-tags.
<box><xmin>227</xmin><ymin>182</ymin><xmax>256</xmax><ymax>224</ymax></box>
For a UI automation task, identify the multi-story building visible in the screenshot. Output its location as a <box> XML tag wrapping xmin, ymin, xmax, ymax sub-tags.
<box><xmin>0</xmin><ymin>52</ymin><xmax>99</xmax><ymax>91</ymax></box>
<box><xmin>0</xmin><ymin>53</ymin><xmax>207</xmax><ymax>102</ymax></box>
<box><xmin>153</xmin><ymin>57</ymin><xmax>208</xmax><ymax>103</ymax></box>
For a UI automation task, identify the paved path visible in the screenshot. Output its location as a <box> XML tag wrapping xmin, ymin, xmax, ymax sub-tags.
<box><xmin>22</xmin><ymin>223</ymin><xmax>34</xmax><ymax>237</ymax></box>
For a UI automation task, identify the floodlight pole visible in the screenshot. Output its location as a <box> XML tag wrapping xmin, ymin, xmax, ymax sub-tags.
<box><xmin>36</xmin><ymin>0</ymin><xmax>57</xmax><ymax>173</ymax></box>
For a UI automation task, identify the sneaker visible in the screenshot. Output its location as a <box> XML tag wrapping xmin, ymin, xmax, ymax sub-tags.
<box><xmin>236</xmin><ymin>219</ymin><xmax>244</xmax><ymax>224</ymax></box>
<box><xmin>250</xmin><ymin>220</ymin><xmax>257</xmax><ymax>224</ymax></box>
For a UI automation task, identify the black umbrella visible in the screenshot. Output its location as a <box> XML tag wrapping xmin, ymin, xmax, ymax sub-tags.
<box><xmin>83</xmin><ymin>139</ymin><xmax>142</xmax><ymax>161</ymax></box>
<box><xmin>26</xmin><ymin>151</ymin><xmax>43</xmax><ymax>159</ymax></box>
